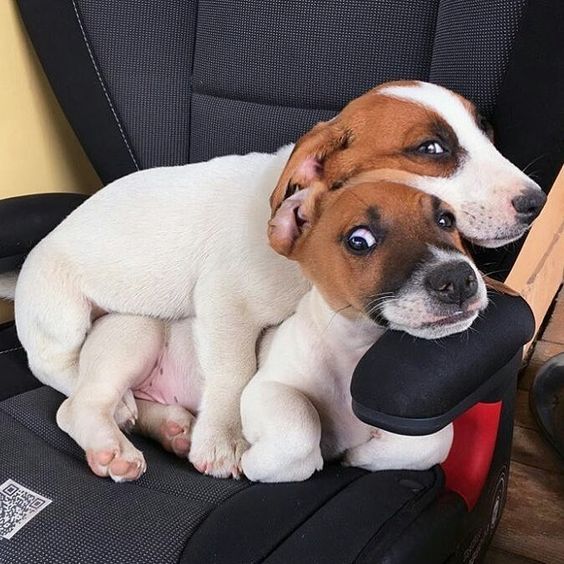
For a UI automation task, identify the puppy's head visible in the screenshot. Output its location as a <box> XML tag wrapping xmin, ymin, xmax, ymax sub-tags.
<box><xmin>271</xmin><ymin>80</ymin><xmax>545</xmax><ymax>248</ymax></box>
<box><xmin>269</xmin><ymin>182</ymin><xmax>488</xmax><ymax>339</ymax></box>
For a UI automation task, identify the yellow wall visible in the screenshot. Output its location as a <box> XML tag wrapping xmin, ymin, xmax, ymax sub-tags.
<box><xmin>0</xmin><ymin>0</ymin><xmax>102</xmax><ymax>321</ymax></box>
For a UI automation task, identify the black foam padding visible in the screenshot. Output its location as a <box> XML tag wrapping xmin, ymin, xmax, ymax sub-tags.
<box><xmin>0</xmin><ymin>193</ymin><xmax>87</xmax><ymax>268</ymax></box>
<box><xmin>351</xmin><ymin>292</ymin><xmax>535</xmax><ymax>435</ymax></box>
<box><xmin>182</xmin><ymin>466</ymin><xmax>443</xmax><ymax>564</ymax></box>
<box><xmin>0</xmin><ymin>324</ymin><xmax>40</xmax><ymax>400</ymax></box>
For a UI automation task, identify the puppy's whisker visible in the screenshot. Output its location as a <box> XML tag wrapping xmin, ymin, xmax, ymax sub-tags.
<box><xmin>521</xmin><ymin>153</ymin><xmax>547</xmax><ymax>175</ymax></box>
<box><xmin>321</xmin><ymin>305</ymin><xmax>353</xmax><ymax>337</ymax></box>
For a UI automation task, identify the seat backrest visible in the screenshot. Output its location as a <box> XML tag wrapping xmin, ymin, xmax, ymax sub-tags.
<box><xmin>16</xmin><ymin>0</ymin><xmax>564</xmax><ymax>273</ymax></box>
<box><xmin>18</xmin><ymin>0</ymin><xmax>553</xmax><ymax>175</ymax></box>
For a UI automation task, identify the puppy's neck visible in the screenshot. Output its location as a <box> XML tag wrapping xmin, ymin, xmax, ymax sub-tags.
<box><xmin>301</xmin><ymin>288</ymin><xmax>385</xmax><ymax>352</ymax></box>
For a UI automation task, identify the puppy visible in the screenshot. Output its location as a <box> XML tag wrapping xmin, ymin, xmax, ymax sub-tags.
<box><xmin>55</xmin><ymin>182</ymin><xmax>487</xmax><ymax>482</ymax></box>
<box><xmin>11</xmin><ymin>81</ymin><xmax>542</xmax><ymax>478</ymax></box>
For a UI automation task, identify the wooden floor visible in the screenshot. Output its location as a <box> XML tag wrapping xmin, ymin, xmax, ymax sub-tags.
<box><xmin>485</xmin><ymin>286</ymin><xmax>564</xmax><ymax>564</ymax></box>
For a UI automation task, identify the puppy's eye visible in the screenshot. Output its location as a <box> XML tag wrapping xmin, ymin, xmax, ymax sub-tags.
<box><xmin>417</xmin><ymin>141</ymin><xmax>446</xmax><ymax>155</ymax></box>
<box><xmin>437</xmin><ymin>211</ymin><xmax>456</xmax><ymax>230</ymax></box>
<box><xmin>345</xmin><ymin>227</ymin><xmax>377</xmax><ymax>254</ymax></box>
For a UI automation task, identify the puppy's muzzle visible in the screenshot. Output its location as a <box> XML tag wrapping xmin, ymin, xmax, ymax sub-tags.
<box><xmin>425</xmin><ymin>261</ymin><xmax>478</xmax><ymax>307</ymax></box>
<box><xmin>511</xmin><ymin>185</ymin><xmax>546</xmax><ymax>225</ymax></box>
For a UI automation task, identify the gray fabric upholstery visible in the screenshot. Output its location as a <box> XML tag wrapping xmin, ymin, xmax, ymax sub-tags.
<box><xmin>0</xmin><ymin>387</ymin><xmax>443</xmax><ymax>564</ymax></box>
<box><xmin>75</xmin><ymin>0</ymin><xmax>198</xmax><ymax>169</ymax></box>
<box><xmin>430</xmin><ymin>0</ymin><xmax>528</xmax><ymax>115</ymax></box>
<box><xmin>73</xmin><ymin>0</ymin><xmax>528</xmax><ymax>169</ymax></box>
<box><xmin>0</xmin><ymin>387</ymin><xmax>248</xmax><ymax>564</ymax></box>
<box><xmin>189</xmin><ymin>94</ymin><xmax>336</xmax><ymax>163</ymax></box>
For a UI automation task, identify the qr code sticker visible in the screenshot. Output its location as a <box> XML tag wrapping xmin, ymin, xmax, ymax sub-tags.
<box><xmin>0</xmin><ymin>480</ymin><xmax>52</xmax><ymax>540</ymax></box>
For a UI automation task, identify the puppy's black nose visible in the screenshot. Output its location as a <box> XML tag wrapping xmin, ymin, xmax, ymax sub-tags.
<box><xmin>425</xmin><ymin>261</ymin><xmax>478</xmax><ymax>306</ymax></box>
<box><xmin>511</xmin><ymin>188</ymin><xmax>546</xmax><ymax>224</ymax></box>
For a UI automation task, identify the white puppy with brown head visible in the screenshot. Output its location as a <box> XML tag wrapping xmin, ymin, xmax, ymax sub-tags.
<box><xmin>13</xmin><ymin>81</ymin><xmax>541</xmax><ymax>479</ymax></box>
<box><xmin>56</xmin><ymin>181</ymin><xmax>487</xmax><ymax>483</ymax></box>
<box><xmin>240</xmin><ymin>181</ymin><xmax>488</xmax><ymax>482</ymax></box>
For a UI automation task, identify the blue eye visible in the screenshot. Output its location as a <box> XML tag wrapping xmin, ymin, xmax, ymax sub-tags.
<box><xmin>346</xmin><ymin>227</ymin><xmax>377</xmax><ymax>253</ymax></box>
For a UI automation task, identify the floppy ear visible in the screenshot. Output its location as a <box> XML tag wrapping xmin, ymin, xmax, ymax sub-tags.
<box><xmin>482</xmin><ymin>275</ymin><xmax>520</xmax><ymax>297</ymax></box>
<box><xmin>270</xmin><ymin>119</ymin><xmax>349</xmax><ymax>216</ymax></box>
<box><xmin>267</xmin><ymin>186</ymin><xmax>322</xmax><ymax>258</ymax></box>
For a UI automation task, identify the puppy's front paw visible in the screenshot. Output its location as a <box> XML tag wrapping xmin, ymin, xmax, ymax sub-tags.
<box><xmin>241</xmin><ymin>441</ymin><xmax>323</xmax><ymax>483</ymax></box>
<box><xmin>189</xmin><ymin>420</ymin><xmax>248</xmax><ymax>479</ymax></box>
<box><xmin>86</xmin><ymin>437</ymin><xmax>146</xmax><ymax>483</ymax></box>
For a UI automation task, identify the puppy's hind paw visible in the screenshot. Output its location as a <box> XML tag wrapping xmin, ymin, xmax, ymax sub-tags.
<box><xmin>114</xmin><ymin>389</ymin><xmax>138</xmax><ymax>431</ymax></box>
<box><xmin>155</xmin><ymin>406</ymin><xmax>196</xmax><ymax>458</ymax></box>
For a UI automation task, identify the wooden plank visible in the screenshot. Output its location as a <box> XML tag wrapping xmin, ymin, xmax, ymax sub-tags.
<box><xmin>542</xmin><ymin>298</ymin><xmax>564</xmax><ymax>344</ymax></box>
<box><xmin>515</xmin><ymin>389</ymin><xmax>538</xmax><ymax>431</ymax></box>
<box><xmin>519</xmin><ymin>340</ymin><xmax>564</xmax><ymax>391</ymax></box>
<box><xmin>485</xmin><ymin>547</ymin><xmax>543</xmax><ymax>564</ymax></box>
<box><xmin>511</xmin><ymin>425</ymin><xmax>564</xmax><ymax>474</ymax></box>
<box><xmin>491</xmin><ymin>462</ymin><xmax>564</xmax><ymax>563</ymax></box>
<box><xmin>505</xmin><ymin>166</ymin><xmax>564</xmax><ymax>352</ymax></box>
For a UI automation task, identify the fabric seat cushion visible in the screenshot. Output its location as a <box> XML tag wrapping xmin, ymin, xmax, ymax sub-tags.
<box><xmin>0</xmin><ymin>387</ymin><xmax>444</xmax><ymax>564</ymax></box>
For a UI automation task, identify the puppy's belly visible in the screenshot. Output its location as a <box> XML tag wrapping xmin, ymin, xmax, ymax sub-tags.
<box><xmin>133</xmin><ymin>321</ymin><xmax>203</xmax><ymax>413</ymax></box>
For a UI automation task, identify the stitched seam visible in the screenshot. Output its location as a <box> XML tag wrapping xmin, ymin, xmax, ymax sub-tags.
<box><xmin>192</xmin><ymin>90</ymin><xmax>341</xmax><ymax>114</ymax></box>
<box><xmin>354</xmin><ymin>467</ymin><xmax>443</xmax><ymax>562</ymax></box>
<box><xmin>261</xmin><ymin>471</ymin><xmax>367</xmax><ymax>561</ymax></box>
<box><xmin>0</xmin><ymin>346</ymin><xmax>22</xmax><ymax>356</ymax></box>
<box><xmin>70</xmin><ymin>0</ymin><xmax>140</xmax><ymax>170</ymax></box>
<box><xmin>179</xmin><ymin>478</ymin><xmax>253</xmax><ymax>555</ymax></box>
<box><xmin>187</xmin><ymin>0</ymin><xmax>200</xmax><ymax>161</ymax></box>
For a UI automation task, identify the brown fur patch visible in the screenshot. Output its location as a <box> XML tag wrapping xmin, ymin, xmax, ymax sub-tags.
<box><xmin>285</xmin><ymin>182</ymin><xmax>467</xmax><ymax>314</ymax></box>
<box><xmin>270</xmin><ymin>80</ymin><xmax>476</xmax><ymax>215</ymax></box>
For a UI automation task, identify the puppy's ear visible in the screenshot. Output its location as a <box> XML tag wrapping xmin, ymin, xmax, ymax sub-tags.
<box><xmin>270</xmin><ymin>119</ymin><xmax>349</xmax><ymax>217</ymax></box>
<box><xmin>268</xmin><ymin>186</ymin><xmax>322</xmax><ymax>257</ymax></box>
<box><xmin>482</xmin><ymin>275</ymin><xmax>520</xmax><ymax>297</ymax></box>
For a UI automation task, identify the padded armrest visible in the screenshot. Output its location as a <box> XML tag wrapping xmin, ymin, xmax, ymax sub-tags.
<box><xmin>0</xmin><ymin>193</ymin><xmax>87</xmax><ymax>272</ymax></box>
<box><xmin>351</xmin><ymin>292</ymin><xmax>535</xmax><ymax>435</ymax></box>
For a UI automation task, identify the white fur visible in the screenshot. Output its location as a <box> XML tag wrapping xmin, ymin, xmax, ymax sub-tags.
<box><xmin>10</xmin><ymin>82</ymin><xmax>536</xmax><ymax>476</ymax></box>
<box><xmin>16</xmin><ymin>146</ymin><xmax>308</xmax><ymax>476</ymax></box>
<box><xmin>57</xmin><ymin>287</ymin><xmax>454</xmax><ymax>483</ymax></box>
<box><xmin>380</xmin><ymin>82</ymin><xmax>543</xmax><ymax>247</ymax></box>
<box><xmin>383</xmin><ymin>246</ymin><xmax>488</xmax><ymax>339</ymax></box>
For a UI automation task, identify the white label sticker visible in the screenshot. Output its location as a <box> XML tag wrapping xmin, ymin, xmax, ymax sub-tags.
<box><xmin>0</xmin><ymin>479</ymin><xmax>52</xmax><ymax>539</ymax></box>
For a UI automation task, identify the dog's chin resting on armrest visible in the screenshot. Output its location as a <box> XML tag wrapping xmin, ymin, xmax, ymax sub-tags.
<box><xmin>56</xmin><ymin>181</ymin><xmax>487</xmax><ymax>483</ymax></box>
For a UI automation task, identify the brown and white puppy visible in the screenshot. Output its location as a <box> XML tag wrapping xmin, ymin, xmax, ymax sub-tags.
<box><xmin>11</xmin><ymin>81</ymin><xmax>541</xmax><ymax>479</ymax></box>
<box><xmin>242</xmin><ymin>181</ymin><xmax>489</xmax><ymax>482</ymax></box>
<box><xmin>273</xmin><ymin>80</ymin><xmax>545</xmax><ymax>247</ymax></box>
<box><xmin>55</xmin><ymin>182</ymin><xmax>487</xmax><ymax>482</ymax></box>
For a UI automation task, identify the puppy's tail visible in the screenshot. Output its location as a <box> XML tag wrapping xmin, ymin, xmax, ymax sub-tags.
<box><xmin>0</xmin><ymin>271</ymin><xmax>18</xmax><ymax>300</ymax></box>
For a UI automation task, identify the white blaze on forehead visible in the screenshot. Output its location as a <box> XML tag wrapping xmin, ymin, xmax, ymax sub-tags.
<box><xmin>375</xmin><ymin>81</ymin><xmax>540</xmax><ymax>247</ymax></box>
<box><xmin>378</xmin><ymin>81</ymin><xmax>489</xmax><ymax>152</ymax></box>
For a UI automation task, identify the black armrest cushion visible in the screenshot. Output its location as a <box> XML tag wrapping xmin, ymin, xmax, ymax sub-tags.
<box><xmin>0</xmin><ymin>193</ymin><xmax>87</xmax><ymax>271</ymax></box>
<box><xmin>351</xmin><ymin>292</ymin><xmax>535</xmax><ymax>435</ymax></box>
